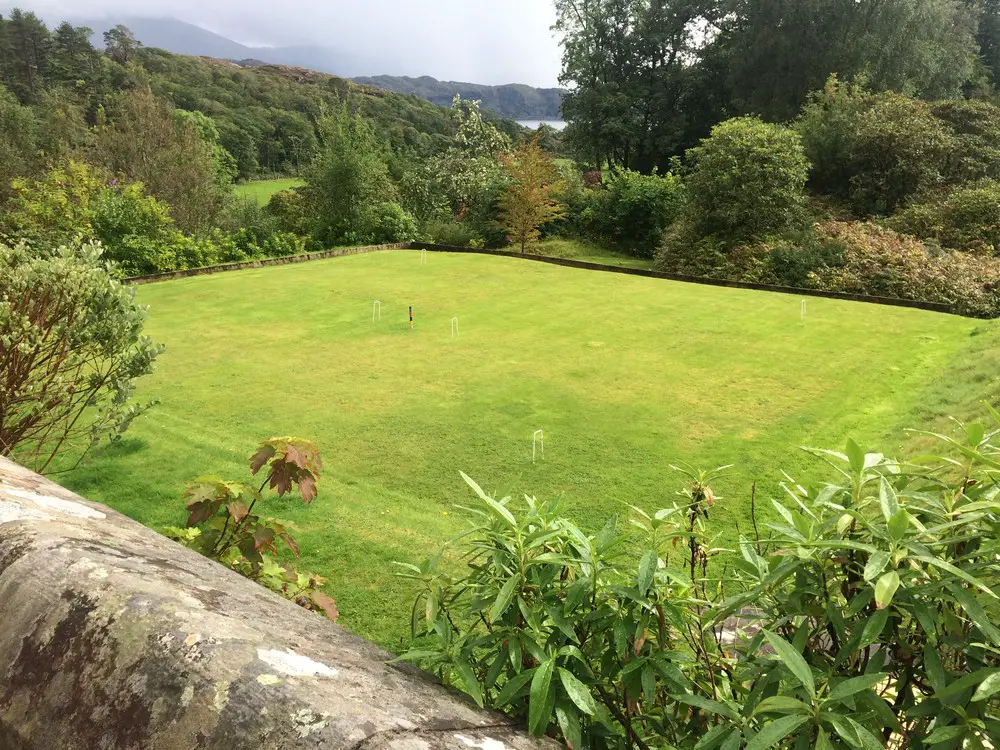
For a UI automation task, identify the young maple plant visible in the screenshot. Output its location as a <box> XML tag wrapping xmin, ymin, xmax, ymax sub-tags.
<box><xmin>166</xmin><ymin>437</ymin><xmax>337</xmax><ymax>621</ymax></box>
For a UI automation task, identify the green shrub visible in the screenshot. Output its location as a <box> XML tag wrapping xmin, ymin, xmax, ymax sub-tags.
<box><xmin>931</xmin><ymin>99</ymin><xmax>1000</xmax><ymax>184</ymax></box>
<box><xmin>849</xmin><ymin>94</ymin><xmax>954</xmax><ymax>215</ymax></box>
<box><xmin>684</xmin><ymin>117</ymin><xmax>809</xmax><ymax>242</ymax></box>
<box><xmin>397</xmin><ymin>418</ymin><xmax>1000</xmax><ymax>748</ymax></box>
<box><xmin>582</xmin><ymin>169</ymin><xmax>684</xmax><ymax>258</ymax></box>
<box><xmin>890</xmin><ymin>181</ymin><xmax>1000</xmax><ymax>253</ymax></box>
<box><xmin>426</xmin><ymin>220</ymin><xmax>482</xmax><ymax>248</ymax></box>
<box><xmin>356</xmin><ymin>201</ymin><xmax>420</xmax><ymax>245</ymax></box>
<box><xmin>0</xmin><ymin>240</ymin><xmax>162</xmax><ymax>472</ymax></box>
<box><xmin>796</xmin><ymin>75</ymin><xmax>873</xmax><ymax>199</ymax></box>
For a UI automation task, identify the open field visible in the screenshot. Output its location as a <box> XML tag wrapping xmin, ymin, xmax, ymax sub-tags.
<box><xmin>234</xmin><ymin>178</ymin><xmax>304</xmax><ymax>206</ymax></box>
<box><xmin>64</xmin><ymin>250</ymin><xmax>1000</xmax><ymax>649</ymax></box>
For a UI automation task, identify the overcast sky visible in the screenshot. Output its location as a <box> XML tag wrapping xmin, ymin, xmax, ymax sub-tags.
<box><xmin>14</xmin><ymin>0</ymin><xmax>564</xmax><ymax>86</ymax></box>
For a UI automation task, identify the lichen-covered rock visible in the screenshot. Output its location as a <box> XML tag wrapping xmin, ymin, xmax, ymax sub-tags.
<box><xmin>0</xmin><ymin>457</ymin><xmax>557</xmax><ymax>750</ymax></box>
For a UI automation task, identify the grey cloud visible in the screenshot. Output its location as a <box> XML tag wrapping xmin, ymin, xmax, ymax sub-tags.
<box><xmin>12</xmin><ymin>0</ymin><xmax>563</xmax><ymax>86</ymax></box>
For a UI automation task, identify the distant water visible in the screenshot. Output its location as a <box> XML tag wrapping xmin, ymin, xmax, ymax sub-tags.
<box><xmin>517</xmin><ymin>120</ymin><xmax>568</xmax><ymax>131</ymax></box>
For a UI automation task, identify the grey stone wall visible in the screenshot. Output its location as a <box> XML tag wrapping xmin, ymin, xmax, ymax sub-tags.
<box><xmin>0</xmin><ymin>457</ymin><xmax>557</xmax><ymax>750</ymax></box>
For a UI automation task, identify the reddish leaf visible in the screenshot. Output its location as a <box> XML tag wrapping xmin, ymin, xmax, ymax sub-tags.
<box><xmin>253</xmin><ymin>527</ymin><xmax>277</xmax><ymax>554</ymax></box>
<box><xmin>269</xmin><ymin>465</ymin><xmax>295</xmax><ymax>496</ymax></box>
<box><xmin>250</xmin><ymin>444</ymin><xmax>277</xmax><ymax>475</ymax></box>
<box><xmin>298</xmin><ymin>473</ymin><xmax>317</xmax><ymax>503</ymax></box>
<box><xmin>186</xmin><ymin>499</ymin><xmax>221</xmax><ymax>527</ymax></box>
<box><xmin>311</xmin><ymin>591</ymin><xmax>339</xmax><ymax>622</ymax></box>
<box><xmin>283</xmin><ymin>443</ymin><xmax>307</xmax><ymax>470</ymax></box>
<box><xmin>226</xmin><ymin>499</ymin><xmax>250</xmax><ymax>524</ymax></box>
<box><xmin>278</xmin><ymin>531</ymin><xmax>301</xmax><ymax>557</ymax></box>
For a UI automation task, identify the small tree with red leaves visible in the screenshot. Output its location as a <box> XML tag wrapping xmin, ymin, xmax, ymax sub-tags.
<box><xmin>166</xmin><ymin>437</ymin><xmax>338</xmax><ymax>621</ymax></box>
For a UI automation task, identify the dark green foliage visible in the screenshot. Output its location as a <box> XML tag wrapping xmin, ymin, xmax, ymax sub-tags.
<box><xmin>848</xmin><ymin>95</ymin><xmax>954</xmax><ymax>215</ymax></box>
<box><xmin>582</xmin><ymin>169</ymin><xmax>685</xmax><ymax>257</ymax></box>
<box><xmin>720</xmin><ymin>0</ymin><xmax>980</xmax><ymax>121</ymax></box>
<box><xmin>889</xmin><ymin>181</ymin><xmax>1000</xmax><ymax>253</ymax></box>
<box><xmin>684</xmin><ymin>117</ymin><xmax>809</xmax><ymax>241</ymax></box>
<box><xmin>398</xmin><ymin>417</ymin><xmax>1000</xmax><ymax>748</ymax></box>
<box><xmin>931</xmin><ymin>99</ymin><xmax>1000</xmax><ymax>183</ymax></box>
<box><xmin>167</xmin><ymin>437</ymin><xmax>339</xmax><ymax>621</ymax></box>
<box><xmin>304</xmin><ymin>108</ymin><xmax>399</xmax><ymax>246</ymax></box>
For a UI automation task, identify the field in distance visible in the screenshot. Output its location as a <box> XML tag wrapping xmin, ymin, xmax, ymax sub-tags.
<box><xmin>63</xmin><ymin>251</ymin><xmax>1000</xmax><ymax>647</ymax></box>
<box><xmin>234</xmin><ymin>178</ymin><xmax>304</xmax><ymax>206</ymax></box>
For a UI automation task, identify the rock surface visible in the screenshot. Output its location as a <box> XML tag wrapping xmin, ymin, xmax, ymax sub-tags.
<box><xmin>0</xmin><ymin>457</ymin><xmax>557</xmax><ymax>750</ymax></box>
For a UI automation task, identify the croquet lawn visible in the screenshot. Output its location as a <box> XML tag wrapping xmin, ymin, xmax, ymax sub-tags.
<box><xmin>62</xmin><ymin>250</ymin><xmax>1000</xmax><ymax>649</ymax></box>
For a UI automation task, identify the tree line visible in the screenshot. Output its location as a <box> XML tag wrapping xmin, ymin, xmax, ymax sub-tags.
<box><xmin>555</xmin><ymin>0</ymin><xmax>1000</xmax><ymax>172</ymax></box>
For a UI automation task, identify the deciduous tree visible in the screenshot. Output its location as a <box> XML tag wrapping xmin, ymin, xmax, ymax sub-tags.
<box><xmin>498</xmin><ymin>139</ymin><xmax>567</xmax><ymax>254</ymax></box>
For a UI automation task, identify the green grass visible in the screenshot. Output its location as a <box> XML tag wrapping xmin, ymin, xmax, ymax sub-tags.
<box><xmin>234</xmin><ymin>178</ymin><xmax>304</xmax><ymax>206</ymax></box>
<box><xmin>535</xmin><ymin>238</ymin><xmax>655</xmax><ymax>270</ymax></box>
<box><xmin>62</xmin><ymin>250</ymin><xmax>1000</xmax><ymax>650</ymax></box>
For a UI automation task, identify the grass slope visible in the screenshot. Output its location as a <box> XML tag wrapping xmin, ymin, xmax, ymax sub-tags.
<box><xmin>64</xmin><ymin>251</ymin><xmax>1000</xmax><ymax>649</ymax></box>
<box><xmin>234</xmin><ymin>178</ymin><xmax>304</xmax><ymax>206</ymax></box>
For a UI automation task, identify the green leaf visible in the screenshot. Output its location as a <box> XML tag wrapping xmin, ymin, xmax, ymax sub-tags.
<box><xmin>641</xmin><ymin>664</ymin><xmax>656</xmax><ymax>703</ymax></box>
<box><xmin>945</xmin><ymin>583</ymin><xmax>1000</xmax><ymax>646</ymax></box>
<box><xmin>967</xmin><ymin>421</ymin><xmax>986</xmax><ymax>446</ymax></box>
<box><xmin>879</xmin><ymin>478</ymin><xmax>899</xmax><ymax>521</ymax></box>
<box><xmin>887</xmin><ymin>509</ymin><xmax>909</xmax><ymax>542</ymax></box>
<box><xmin>554</xmin><ymin>703</ymin><xmax>582</xmax><ymax>750</ymax></box>
<box><xmin>484</xmin><ymin>497</ymin><xmax>517</xmax><ymax>527</ymax></box>
<box><xmin>973</xmin><ymin>671</ymin><xmax>1000</xmax><ymax>702</ymax></box>
<box><xmin>557</xmin><ymin>668</ymin><xmax>596</xmax><ymax>716</ymax></box>
<box><xmin>858</xmin><ymin>608</ymin><xmax>890</xmax><ymax>648</ymax></box>
<box><xmin>845</xmin><ymin>718</ymin><xmax>884</xmax><ymax>750</ymax></box>
<box><xmin>874</xmin><ymin>571</ymin><xmax>900</xmax><ymax>609</ymax></box>
<box><xmin>924</xmin><ymin>645</ymin><xmax>946</xmax><ymax>692</ymax></box>
<box><xmin>454</xmin><ymin>657</ymin><xmax>484</xmax><ymax>707</ymax></box>
<box><xmin>694</xmin><ymin>726</ymin><xmax>733</xmax><ymax>750</ymax></box>
<box><xmin>913</xmin><ymin>555</ymin><xmax>998</xmax><ymax>599</ymax></box>
<box><xmin>528</xmin><ymin>659</ymin><xmax>555</xmax><ymax>735</ymax></box>
<box><xmin>490</xmin><ymin>574</ymin><xmax>520</xmax><ymax>623</ymax></box>
<box><xmin>674</xmin><ymin>694</ymin><xmax>741</xmax><ymax>721</ymax></box>
<box><xmin>845</xmin><ymin>439</ymin><xmax>865</xmax><ymax>474</ymax></box>
<box><xmin>719</xmin><ymin>730</ymin><xmax>742</xmax><ymax>750</ymax></box>
<box><xmin>863</xmin><ymin>551</ymin><xmax>890</xmax><ymax>582</ymax></box>
<box><xmin>746</xmin><ymin>715</ymin><xmax>809</xmax><ymax>750</ymax></box>
<box><xmin>764</xmin><ymin>631</ymin><xmax>816</xmax><ymax>697</ymax></box>
<box><xmin>828</xmin><ymin>673</ymin><xmax>886</xmax><ymax>701</ymax></box>
<box><xmin>752</xmin><ymin>696</ymin><xmax>811</xmax><ymax>715</ymax></box>
<box><xmin>637</xmin><ymin>549</ymin><xmax>657</xmax><ymax>593</ymax></box>
<box><xmin>494</xmin><ymin>668</ymin><xmax>533</xmax><ymax>707</ymax></box>
<box><xmin>924</xmin><ymin>725</ymin><xmax>967</xmax><ymax>745</ymax></box>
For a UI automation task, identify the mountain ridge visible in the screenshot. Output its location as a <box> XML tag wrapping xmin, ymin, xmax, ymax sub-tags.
<box><xmin>73</xmin><ymin>16</ymin><xmax>564</xmax><ymax>120</ymax></box>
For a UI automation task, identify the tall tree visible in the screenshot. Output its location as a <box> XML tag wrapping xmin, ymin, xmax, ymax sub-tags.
<box><xmin>103</xmin><ymin>24</ymin><xmax>140</xmax><ymax>66</ymax></box>
<box><xmin>498</xmin><ymin>139</ymin><xmax>567</xmax><ymax>254</ymax></box>
<box><xmin>305</xmin><ymin>107</ymin><xmax>394</xmax><ymax>245</ymax></box>
<box><xmin>49</xmin><ymin>22</ymin><xmax>103</xmax><ymax>95</ymax></box>
<box><xmin>717</xmin><ymin>0</ymin><xmax>981</xmax><ymax>121</ymax></box>
<box><xmin>91</xmin><ymin>88</ymin><xmax>226</xmax><ymax>231</ymax></box>
<box><xmin>3</xmin><ymin>9</ymin><xmax>50</xmax><ymax>102</ymax></box>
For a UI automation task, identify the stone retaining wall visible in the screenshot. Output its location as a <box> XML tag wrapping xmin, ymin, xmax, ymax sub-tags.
<box><xmin>0</xmin><ymin>456</ymin><xmax>555</xmax><ymax>750</ymax></box>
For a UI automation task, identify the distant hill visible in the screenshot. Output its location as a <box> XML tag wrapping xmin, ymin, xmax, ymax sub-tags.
<box><xmin>351</xmin><ymin>75</ymin><xmax>564</xmax><ymax>120</ymax></box>
<box><xmin>75</xmin><ymin>17</ymin><xmax>563</xmax><ymax>119</ymax></box>
<box><xmin>77</xmin><ymin>17</ymin><xmax>379</xmax><ymax>78</ymax></box>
